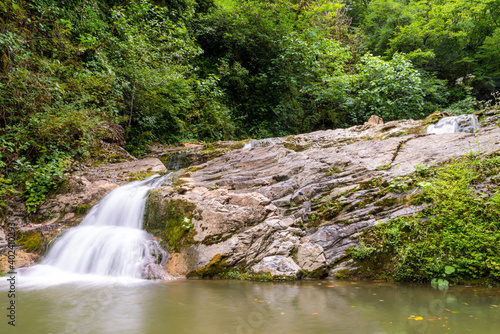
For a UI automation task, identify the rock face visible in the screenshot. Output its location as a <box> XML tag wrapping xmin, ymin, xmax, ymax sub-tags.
<box><xmin>4</xmin><ymin>112</ymin><xmax>500</xmax><ymax>279</ymax></box>
<box><xmin>143</xmin><ymin>113</ymin><xmax>500</xmax><ymax>278</ymax></box>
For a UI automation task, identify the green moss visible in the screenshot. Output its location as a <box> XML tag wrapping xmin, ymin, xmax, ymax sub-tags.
<box><xmin>424</xmin><ymin>111</ymin><xmax>450</xmax><ymax>125</ymax></box>
<box><xmin>333</xmin><ymin>269</ymin><xmax>353</xmax><ymax>279</ymax></box>
<box><xmin>144</xmin><ymin>193</ymin><xmax>197</xmax><ymax>252</ymax></box>
<box><xmin>376</xmin><ymin>164</ymin><xmax>391</xmax><ymax>171</ymax></box>
<box><xmin>307</xmin><ymin>213</ymin><xmax>321</xmax><ymax>227</ymax></box>
<box><xmin>17</xmin><ymin>231</ymin><xmax>42</xmax><ymax>252</ymax></box>
<box><xmin>201</xmin><ymin>148</ymin><xmax>226</xmax><ymax>160</ymax></box>
<box><xmin>368</xmin><ymin>208</ymin><xmax>381</xmax><ymax>215</ymax></box>
<box><xmin>299</xmin><ymin>268</ymin><xmax>328</xmax><ymax>279</ymax></box>
<box><xmin>374</xmin><ymin>197</ymin><xmax>398</xmax><ymax>207</ymax></box>
<box><xmin>359</xmin><ymin>177</ymin><xmax>385</xmax><ymax>190</ymax></box>
<box><xmin>227</xmin><ymin>269</ymin><xmax>296</xmax><ymax>281</ymax></box>
<box><xmin>324</xmin><ymin>167</ymin><xmax>341</xmax><ymax>177</ymax></box>
<box><xmin>75</xmin><ymin>203</ymin><xmax>90</xmax><ymax>215</ymax></box>
<box><xmin>283</xmin><ymin>141</ymin><xmax>307</xmax><ymax>152</ymax></box>
<box><xmin>318</xmin><ymin>200</ymin><xmax>347</xmax><ymax>220</ymax></box>
<box><xmin>186</xmin><ymin>254</ymin><xmax>229</xmax><ymax>278</ymax></box>
<box><xmin>332</xmin><ymin>218</ymin><xmax>351</xmax><ymax>225</ymax></box>
<box><xmin>187</xmin><ymin>166</ymin><xmax>198</xmax><ymax>173</ymax></box>
<box><xmin>126</xmin><ymin>170</ymin><xmax>156</xmax><ymax>182</ymax></box>
<box><xmin>409</xmin><ymin>192</ymin><xmax>428</xmax><ymax>205</ymax></box>
<box><xmin>229</xmin><ymin>140</ymin><xmax>250</xmax><ymax>150</ymax></box>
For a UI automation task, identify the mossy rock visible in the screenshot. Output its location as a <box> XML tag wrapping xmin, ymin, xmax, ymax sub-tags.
<box><xmin>16</xmin><ymin>231</ymin><xmax>42</xmax><ymax>252</ymax></box>
<box><xmin>424</xmin><ymin>111</ymin><xmax>451</xmax><ymax>125</ymax></box>
<box><xmin>359</xmin><ymin>178</ymin><xmax>386</xmax><ymax>190</ymax></box>
<box><xmin>229</xmin><ymin>139</ymin><xmax>251</xmax><ymax>150</ymax></box>
<box><xmin>126</xmin><ymin>170</ymin><xmax>156</xmax><ymax>182</ymax></box>
<box><xmin>186</xmin><ymin>254</ymin><xmax>229</xmax><ymax>278</ymax></box>
<box><xmin>374</xmin><ymin>196</ymin><xmax>398</xmax><ymax>207</ymax></box>
<box><xmin>324</xmin><ymin>167</ymin><xmax>342</xmax><ymax>177</ymax></box>
<box><xmin>299</xmin><ymin>268</ymin><xmax>328</xmax><ymax>279</ymax></box>
<box><xmin>144</xmin><ymin>192</ymin><xmax>197</xmax><ymax>252</ymax></box>
<box><xmin>75</xmin><ymin>203</ymin><xmax>91</xmax><ymax>215</ymax></box>
<box><xmin>283</xmin><ymin>141</ymin><xmax>308</xmax><ymax>152</ymax></box>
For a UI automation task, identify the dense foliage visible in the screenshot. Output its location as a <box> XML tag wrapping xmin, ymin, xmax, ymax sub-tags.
<box><xmin>1</xmin><ymin>0</ymin><xmax>499</xmax><ymax>212</ymax></box>
<box><xmin>352</xmin><ymin>153</ymin><xmax>500</xmax><ymax>284</ymax></box>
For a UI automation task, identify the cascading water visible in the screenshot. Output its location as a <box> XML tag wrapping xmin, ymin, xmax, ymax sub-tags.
<box><xmin>426</xmin><ymin>114</ymin><xmax>480</xmax><ymax>134</ymax></box>
<box><xmin>242</xmin><ymin>137</ymin><xmax>284</xmax><ymax>149</ymax></box>
<box><xmin>21</xmin><ymin>174</ymin><xmax>171</xmax><ymax>284</ymax></box>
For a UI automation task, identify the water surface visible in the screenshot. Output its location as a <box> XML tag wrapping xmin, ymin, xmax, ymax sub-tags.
<box><xmin>1</xmin><ymin>279</ymin><xmax>499</xmax><ymax>334</ymax></box>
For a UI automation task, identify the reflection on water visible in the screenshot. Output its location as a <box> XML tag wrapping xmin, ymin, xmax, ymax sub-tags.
<box><xmin>1</xmin><ymin>279</ymin><xmax>499</xmax><ymax>334</ymax></box>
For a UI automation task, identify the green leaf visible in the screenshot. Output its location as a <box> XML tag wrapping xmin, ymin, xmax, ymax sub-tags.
<box><xmin>444</xmin><ymin>266</ymin><xmax>456</xmax><ymax>275</ymax></box>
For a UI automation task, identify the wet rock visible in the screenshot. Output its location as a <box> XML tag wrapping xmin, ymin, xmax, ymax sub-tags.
<box><xmin>250</xmin><ymin>255</ymin><xmax>301</xmax><ymax>277</ymax></box>
<box><xmin>0</xmin><ymin>249</ymin><xmax>39</xmax><ymax>272</ymax></box>
<box><xmin>329</xmin><ymin>259</ymin><xmax>358</xmax><ymax>277</ymax></box>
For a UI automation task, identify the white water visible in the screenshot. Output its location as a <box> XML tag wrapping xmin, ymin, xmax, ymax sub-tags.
<box><xmin>427</xmin><ymin>114</ymin><xmax>480</xmax><ymax>134</ymax></box>
<box><xmin>19</xmin><ymin>174</ymin><xmax>171</xmax><ymax>286</ymax></box>
<box><xmin>242</xmin><ymin>137</ymin><xmax>283</xmax><ymax>149</ymax></box>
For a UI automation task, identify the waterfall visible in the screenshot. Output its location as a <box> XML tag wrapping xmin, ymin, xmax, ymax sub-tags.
<box><xmin>21</xmin><ymin>174</ymin><xmax>171</xmax><ymax>283</ymax></box>
<box><xmin>426</xmin><ymin>114</ymin><xmax>480</xmax><ymax>134</ymax></box>
<box><xmin>242</xmin><ymin>137</ymin><xmax>283</xmax><ymax>149</ymax></box>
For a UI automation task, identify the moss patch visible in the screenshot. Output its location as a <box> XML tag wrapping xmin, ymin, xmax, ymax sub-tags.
<box><xmin>75</xmin><ymin>203</ymin><xmax>90</xmax><ymax>215</ymax></box>
<box><xmin>324</xmin><ymin>167</ymin><xmax>341</xmax><ymax>177</ymax></box>
<box><xmin>374</xmin><ymin>196</ymin><xmax>398</xmax><ymax>207</ymax></box>
<box><xmin>126</xmin><ymin>170</ymin><xmax>156</xmax><ymax>182</ymax></box>
<box><xmin>17</xmin><ymin>231</ymin><xmax>42</xmax><ymax>252</ymax></box>
<box><xmin>283</xmin><ymin>141</ymin><xmax>307</xmax><ymax>152</ymax></box>
<box><xmin>144</xmin><ymin>192</ymin><xmax>197</xmax><ymax>252</ymax></box>
<box><xmin>424</xmin><ymin>111</ymin><xmax>451</xmax><ymax>125</ymax></box>
<box><xmin>186</xmin><ymin>254</ymin><xmax>229</xmax><ymax>278</ymax></box>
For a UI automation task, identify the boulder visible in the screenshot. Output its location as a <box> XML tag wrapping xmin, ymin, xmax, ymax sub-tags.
<box><xmin>250</xmin><ymin>255</ymin><xmax>301</xmax><ymax>277</ymax></box>
<box><xmin>365</xmin><ymin>115</ymin><xmax>384</xmax><ymax>125</ymax></box>
<box><xmin>296</xmin><ymin>242</ymin><xmax>327</xmax><ymax>272</ymax></box>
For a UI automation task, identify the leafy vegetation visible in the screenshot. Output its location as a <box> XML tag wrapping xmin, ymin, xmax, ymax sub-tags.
<box><xmin>353</xmin><ymin>153</ymin><xmax>500</xmax><ymax>284</ymax></box>
<box><xmin>1</xmin><ymin>0</ymin><xmax>499</xmax><ymax>213</ymax></box>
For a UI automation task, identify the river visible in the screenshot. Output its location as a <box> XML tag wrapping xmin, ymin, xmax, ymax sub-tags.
<box><xmin>1</xmin><ymin>279</ymin><xmax>499</xmax><ymax>333</ymax></box>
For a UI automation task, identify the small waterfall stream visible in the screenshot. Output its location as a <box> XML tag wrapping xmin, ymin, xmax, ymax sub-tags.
<box><xmin>242</xmin><ymin>137</ymin><xmax>283</xmax><ymax>149</ymax></box>
<box><xmin>426</xmin><ymin>114</ymin><xmax>480</xmax><ymax>134</ymax></box>
<box><xmin>22</xmin><ymin>174</ymin><xmax>171</xmax><ymax>284</ymax></box>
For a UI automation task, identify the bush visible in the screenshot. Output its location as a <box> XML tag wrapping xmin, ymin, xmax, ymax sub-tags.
<box><xmin>346</xmin><ymin>53</ymin><xmax>426</xmax><ymax>123</ymax></box>
<box><xmin>358</xmin><ymin>153</ymin><xmax>500</xmax><ymax>283</ymax></box>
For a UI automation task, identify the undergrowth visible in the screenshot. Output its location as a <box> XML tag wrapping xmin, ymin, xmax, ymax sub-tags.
<box><xmin>354</xmin><ymin>152</ymin><xmax>500</xmax><ymax>284</ymax></box>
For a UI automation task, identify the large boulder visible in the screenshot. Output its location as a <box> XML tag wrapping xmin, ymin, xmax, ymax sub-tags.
<box><xmin>143</xmin><ymin>114</ymin><xmax>500</xmax><ymax>278</ymax></box>
<box><xmin>250</xmin><ymin>255</ymin><xmax>301</xmax><ymax>278</ymax></box>
<box><xmin>296</xmin><ymin>242</ymin><xmax>327</xmax><ymax>272</ymax></box>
